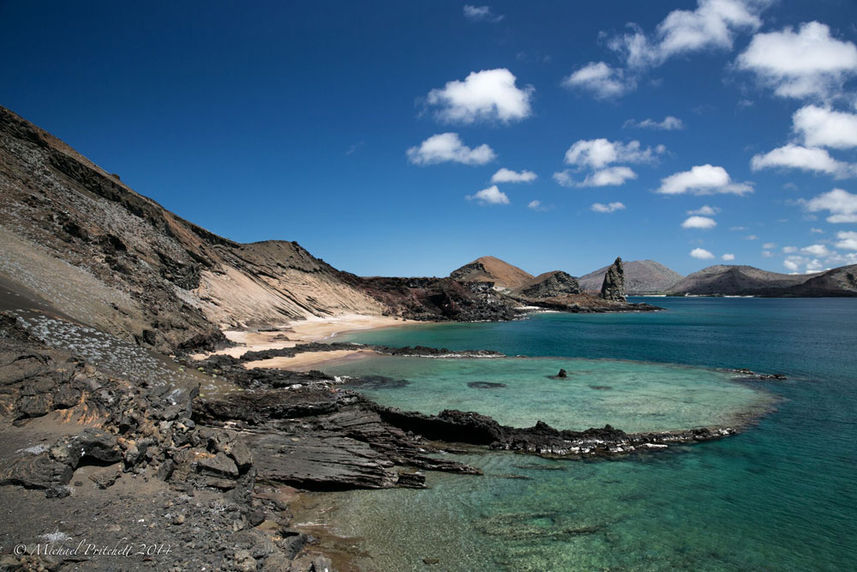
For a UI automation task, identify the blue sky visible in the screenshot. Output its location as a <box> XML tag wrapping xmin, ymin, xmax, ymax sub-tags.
<box><xmin>2</xmin><ymin>0</ymin><xmax>857</xmax><ymax>277</ymax></box>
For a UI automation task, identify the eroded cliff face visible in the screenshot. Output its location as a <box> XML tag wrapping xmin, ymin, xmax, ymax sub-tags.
<box><xmin>599</xmin><ymin>257</ymin><xmax>626</xmax><ymax>302</ymax></box>
<box><xmin>0</xmin><ymin>106</ymin><xmax>384</xmax><ymax>352</ymax></box>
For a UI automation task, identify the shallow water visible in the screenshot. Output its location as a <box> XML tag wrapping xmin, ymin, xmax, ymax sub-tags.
<box><xmin>301</xmin><ymin>298</ymin><xmax>857</xmax><ymax>570</ymax></box>
<box><xmin>325</xmin><ymin>356</ymin><xmax>772</xmax><ymax>433</ymax></box>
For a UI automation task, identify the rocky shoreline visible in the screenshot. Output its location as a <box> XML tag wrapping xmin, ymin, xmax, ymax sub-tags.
<box><xmin>0</xmin><ymin>308</ymin><xmax>772</xmax><ymax>570</ymax></box>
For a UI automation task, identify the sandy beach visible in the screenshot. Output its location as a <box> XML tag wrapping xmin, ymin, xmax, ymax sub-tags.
<box><xmin>191</xmin><ymin>313</ymin><xmax>419</xmax><ymax>368</ymax></box>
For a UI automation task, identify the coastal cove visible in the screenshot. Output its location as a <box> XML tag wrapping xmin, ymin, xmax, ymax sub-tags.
<box><xmin>293</xmin><ymin>297</ymin><xmax>857</xmax><ymax>570</ymax></box>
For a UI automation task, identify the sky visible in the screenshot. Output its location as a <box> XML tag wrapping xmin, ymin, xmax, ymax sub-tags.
<box><xmin>2</xmin><ymin>0</ymin><xmax>857</xmax><ymax>278</ymax></box>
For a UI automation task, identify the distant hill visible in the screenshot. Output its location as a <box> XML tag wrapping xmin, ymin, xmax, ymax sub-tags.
<box><xmin>666</xmin><ymin>264</ymin><xmax>857</xmax><ymax>297</ymax></box>
<box><xmin>579</xmin><ymin>260</ymin><xmax>683</xmax><ymax>295</ymax></box>
<box><xmin>450</xmin><ymin>256</ymin><xmax>534</xmax><ymax>291</ymax></box>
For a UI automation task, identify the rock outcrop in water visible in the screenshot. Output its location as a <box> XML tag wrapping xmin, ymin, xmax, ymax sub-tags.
<box><xmin>514</xmin><ymin>271</ymin><xmax>581</xmax><ymax>299</ymax></box>
<box><xmin>579</xmin><ymin>259</ymin><xmax>683</xmax><ymax>295</ymax></box>
<box><xmin>599</xmin><ymin>257</ymin><xmax>626</xmax><ymax>301</ymax></box>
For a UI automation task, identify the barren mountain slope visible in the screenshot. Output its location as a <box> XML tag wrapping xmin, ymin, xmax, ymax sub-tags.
<box><xmin>666</xmin><ymin>265</ymin><xmax>814</xmax><ymax>296</ymax></box>
<box><xmin>0</xmin><ymin>106</ymin><xmax>383</xmax><ymax>352</ymax></box>
<box><xmin>450</xmin><ymin>256</ymin><xmax>534</xmax><ymax>291</ymax></box>
<box><xmin>579</xmin><ymin>260</ymin><xmax>683</xmax><ymax>295</ymax></box>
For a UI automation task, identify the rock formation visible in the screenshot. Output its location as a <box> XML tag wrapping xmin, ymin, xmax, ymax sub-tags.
<box><xmin>579</xmin><ymin>259</ymin><xmax>683</xmax><ymax>295</ymax></box>
<box><xmin>599</xmin><ymin>257</ymin><xmax>626</xmax><ymax>301</ymax></box>
<box><xmin>515</xmin><ymin>271</ymin><xmax>581</xmax><ymax>299</ymax></box>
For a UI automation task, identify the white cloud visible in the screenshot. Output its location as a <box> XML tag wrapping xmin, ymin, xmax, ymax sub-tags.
<box><xmin>564</xmin><ymin>139</ymin><xmax>664</xmax><ymax>169</ymax></box>
<box><xmin>811</xmin><ymin>228</ymin><xmax>824</xmax><ymax>233</ymax></box>
<box><xmin>750</xmin><ymin>144</ymin><xmax>854</xmax><ymax>177</ymax></box>
<box><xmin>463</xmin><ymin>5</ymin><xmax>503</xmax><ymax>23</ymax></box>
<box><xmin>802</xmin><ymin>244</ymin><xmax>831</xmax><ymax>257</ymax></box>
<box><xmin>722</xmin><ymin>253</ymin><xmax>736</xmax><ymax>261</ymax></box>
<box><xmin>624</xmin><ymin>116</ymin><xmax>685</xmax><ymax>130</ymax></box>
<box><xmin>426</xmin><ymin>68</ymin><xmax>533</xmax><ymax>124</ymax></box>
<box><xmin>406</xmin><ymin>133</ymin><xmax>496</xmax><ymax>166</ymax></box>
<box><xmin>783</xmin><ymin>256</ymin><xmax>802</xmax><ymax>272</ymax></box>
<box><xmin>554</xmin><ymin>166</ymin><xmax>638</xmax><ymax>188</ymax></box>
<box><xmin>690</xmin><ymin>248</ymin><xmax>716</xmax><ymax>259</ymax></box>
<box><xmin>682</xmin><ymin>215</ymin><xmax>717</xmax><ymax>229</ymax></box>
<box><xmin>793</xmin><ymin>105</ymin><xmax>857</xmax><ymax>149</ymax></box>
<box><xmin>580</xmin><ymin>167</ymin><xmax>638</xmax><ymax>187</ymax></box>
<box><xmin>562</xmin><ymin>62</ymin><xmax>634</xmax><ymax>99</ymax></box>
<box><xmin>783</xmin><ymin>246</ymin><xmax>798</xmax><ymax>253</ymax></box>
<box><xmin>804</xmin><ymin>188</ymin><xmax>857</xmax><ymax>223</ymax></box>
<box><xmin>835</xmin><ymin>231</ymin><xmax>857</xmax><ymax>250</ymax></box>
<box><xmin>591</xmin><ymin>201</ymin><xmax>626</xmax><ymax>213</ymax></box>
<box><xmin>609</xmin><ymin>0</ymin><xmax>766</xmax><ymax>69</ymax></box>
<box><xmin>657</xmin><ymin>164</ymin><xmax>752</xmax><ymax>195</ymax></box>
<box><xmin>491</xmin><ymin>168</ymin><xmax>537</xmax><ymax>183</ymax></box>
<box><xmin>687</xmin><ymin>205</ymin><xmax>720</xmax><ymax>215</ymax></box>
<box><xmin>746</xmin><ymin>234</ymin><xmax>758</xmax><ymax>240</ymax></box>
<box><xmin>762</xmin><ymin>250</ymin><xmax>774</xmax><ymax>257</ymax></box>
<box><xmin>528</xmin><ymin>200</ymin><xmax>548</xmax><ymax>211</ymax></box>
<box><xmin>736</xmin><ymin>22</ymin><xmax>857</xmax><ymax>99</ymax></box>
<box><xmin>467</xmin><ymin>185</ymin><xmax>509</xmax><ymax>205</ymax></box>
<box><xmin>763</xmin><ymin>242</ymin><xmax>777</xmax><ymax>249</ymax></box>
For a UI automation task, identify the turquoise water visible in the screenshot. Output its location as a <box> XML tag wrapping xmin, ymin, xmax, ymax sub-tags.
<box><xmin>324</xmin><ymin>356</ymin><xmax>773</xmax><ymax>433</ymax></box>
<box><xmin>303</xmin><ymin>298</ymin><xmax>857</xmax><ymax>570</ymax></box>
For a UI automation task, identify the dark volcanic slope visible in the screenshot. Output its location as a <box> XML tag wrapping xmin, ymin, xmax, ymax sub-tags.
<box><xmin>780</xmin><ymin>265</ymin><xmax>857</xmax><ymax>297</ymax></box>
<box><xmin>667</xmin><ymin>265</ymin><xmax>816</xmax><ymax>296</ymax></box>
<box><xmin>0</xmin><ymin>106</ymin><xmax>393</xmax><ymax>352</ymax></box>
<box><xmin>450</xmin><ymin>256</ymin><xmax>534</xmax><ymax>291</ymax></box>
<box><xmin>579</xmin><ymin>260</ymin><xmax>683</xmax><ymax>295</ymax></box>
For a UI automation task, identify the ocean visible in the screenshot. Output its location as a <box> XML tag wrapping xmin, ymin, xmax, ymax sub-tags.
<box><xmin>297</xmin><ymin>298</ymin><xmax>857</xmax><ymax>570</ymax></box>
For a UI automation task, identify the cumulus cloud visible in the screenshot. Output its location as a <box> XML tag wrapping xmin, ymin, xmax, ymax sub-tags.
<box><xmin>682</xmin><ymin>215</ymin><xmax>717</xmax><ymax>229</ymax></box>
<box><xmin>407</xmin><ymin>133</ymin><xmax>496</xmax><ymax>166</ymax></box>
<box><xmin>426</xmin><ymin>68</ymin><xmax>533</xmax><ymax>124</ymax></box>
<box><xmin>801</xmin><ymin>244</ymin><xmax>830</xmax><ymax>257</ymax></box>
<box><xmin>554</xmin><ymin>166</ymin><xmax>638</xmax><ymax>188</ymax></box>
<box><xmin>793</xmin><ymin>105</ymin><xmax>857</xmax><ymax>149</ymax></box>
<box><xmin>624</xmin><ymin>116</ymin><xmax>684</xmax><ymax>130</ymax></box>
<box><xmin>467</xmin><ymin>185</ymin><xmax>509</xmax><ymax>205</ymax></box>
<box><xmin>688</xmin><ymin>205</ymin><xmax>720</xmax><ymax>216</ymax></box>
<box><xmin>803</xmin><ymin>188</ymin><xmax>857</xmax><ymax>223</ymax></box>
<box><xmin>580</xmin><ymin>167</ymin><xmax>638</xmax><ymax>187</ymax></box>
<box><xmin>750</xmin><ymin>144</ymin><xmax>854</xmax><ymax>177</ymax></box>
<box><xmin>463</xmin><ymin>5</ymin><xmax>503</xmax><ymax>23</ymax></box>
<box><xmin>763</xmin><ymin>242</ymin><xmax>777</xmax><ymax>249</ymax></box>
<box><xmin>783</xmin><ymin>246</ymin><xmax>798</xmax><ymax>253</ymax></box>
<box><xmin>564</xmin><ymin>139</ymin><xmax>664</xmax><ymax>169</ymax></box>
<box><xmin>591</xmin><ymin>201</ymin><xmax>626</xmax><ymax>213</ymax></box>
<box><xmin>736</xmin><ymin>22</ymin><xmax>857</xmax><ymax>99</ymax></box>
<box><xmin>562</xmin><ymin>62</ymin><xmax>634</xmax><ymax>99</ymax></box>
<box><xmin>836</xmin><ymin>231</ymin><xmax>857</xmax><ymax>250</ymax></box>
<box><xmin>528</xmin><ymin>200</ymin><xmax>548</xmax><ymax>211</ymax></box>
<box><xmin>609</xmin><ymin>0</ymin><xmax>767</xmax><ymax>69</ymax></box>
<box><xmin>491</xmin><ymin>168</ymin><xmax>537</xmax><ymax>183</ymax></box>
<box><xmin>690</xmin><ymin>248</ymin><xmax>716</xmax><ymax>259</ymax></box>
<box><xmin>657</xmin><ymin>164</ymin><xmax>752</xmax><ymax>195</ymax></box>
<box><xmin>722</xmin><ymin>253</ymin><xmax>736</xmax><ymax>261</ymax></box>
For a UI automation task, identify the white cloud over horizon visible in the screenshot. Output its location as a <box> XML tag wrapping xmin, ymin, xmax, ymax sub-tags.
<box><xmin>682</xmin><ymin>215</ymin><xmax>717</xmax><ymax>229</ymax></box>
<box><xmin>658</xmin><ymin>164</ymin><xmax>752</xmax><ymax>195</ymax></box>
<box><xmin>690</xmin><ymin>248</ymin><xmax>715</xmax><ymax>259</ymax></box>
<box><xmin>591</xmin><ymin>201</ymin><xmax>626</xmax><ymax>213</ymax></box>
<box><xmin>793</xmin><ymin>105</ymin><xmax>857</xmax><ymax>149</ymax></box>
<box><xmin>613</xmin><ymin>0</ymin><xmax>766</xmax><ymax>69</ymax></box>
<box><xmin>722</xmin><ymin>253</ymin><xmax>736</xmax><ymax>261</ymax></box>
<box><xmin>750</xmin><ymin>144</ymin><xmax>854</xmax><ymax>178</ymax></box>
<box><xmin>624</xmin><ymin>116</ymin><xmax>684</xmax><ymax>130</ymax></box>
<box><xmin>491</xmin><ymin>168</ymin><xmax>537</xmax><ymax>183</ymax></box>
<box><xmin>687</xmin><ymin>205</ymin><xmax>720</xmax><ymax>216</ymax></box>
<box><xmin>736</xmin><ymin>21</ymin><xmax>857</xmax><ymax>100</ymax></box>
<box><xmin>463</xmin><ymin>5</ymin><xmax>504</xmax><ymax>23</ymax></box>
<box><xmin>804</xmin><ymin>188</ymin><xmax>857</xmax><ymax>223</ymax></box>
<box><xmin>406</xmin><ymin>133</ymin><xmax>496</xmax><ymax>166</ymax></box>
<box><xmin>467</xmin><ymin>185</ymin><xmax>509</xmax><ymax>205</ymax></box>
<box><xmin>562</xmin><ymin>62</ymin><xmax>634</xmax><ymax>99</ymax></box>
<box><xmin>564</xmin><ymin>139</ymin><xmax>664</xmax><ymax>169</ymax></box>
<box><xmin>836</xmin><ymin>231</ymin><xmax>857</xmax><ymax>251</ymax></box>
<box><xmin>426</xmin><ymin>68</ymin><xmax>533</xmax><ymax>124</ymax></box>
